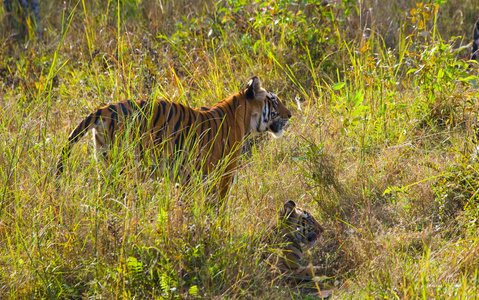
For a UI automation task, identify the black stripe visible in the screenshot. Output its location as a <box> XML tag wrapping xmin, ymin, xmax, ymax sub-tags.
<box><xmin>173</xmin><ymin>106</ymin><xmax>191</xmax><ymax>150</ymax></box>
<box><xmin>224</xmin><ymin>102</ymin><xmax>234</xmax><ymax>117</ymax></box>
<box><xmin>153</xmin><ymin>101</ymin><xmax>166</xmax><ymax>127</ymax></box>
<box><xmin>212</xmin><ymin>106</ymin><xmax>225</xmax><ymax>116</ymax></box>
<box><xmin>202</xmin><ymin>110</ymin><xmax>212</xmax><ymax>119</ymax></box>
<box><xmin>119</xmin><ymin>102</ymin><xmax>129</xmax><ymax>116</ymax></box>
<box><xmin>197</xmin><ymin>113</ymin><xmax>205</xmax><ymax>141</ymax></box>
<box><xmin>232</xmin><ymin>96</ymin><xmax>238</xmax><ymax>108</ymax></box>
<box><xmin>137</xmin><ymin>99</ymin><xmax>146</xmax><ymax>109</ymax></box>
<box><xmin>159</xmin><ymin>103</ymin><xmax>175</xmax><ymax>138</ymax></box>
<box><xmin>82</xmin><ymin>115</ymin><xmax>92</xmax><ymax>133</ymax></box>
<box><xmin>108</xmin><ymin>104</ymin><xmax>118</xmax><ymax>120</ymax></box>
<box><xmin>199</xmin><ymin>113</ymin><xmax>210</xmax><ymax>146</ymax></box>
<box><xmin>173</xmin><ymin>111</ymin><xmax>183</xmax><ymax>134</ymax></box>
<box><xmin>93</xmin><ymin>108</ymin><xmax>102</xmax><ymax>123</ymax></box>
<box><xmin>70</xmin><ymin>128</ymin><xmax>83</xmax><ymax>144</ymax></box>
<box><xmin>183</xmin><ymin>110</ymin><xmax>194</xmax><ymax>132</ymax></box>
<box><xmin>108</xmin><ymin>105</ymin><xmax>118</xmax><ymax>136</ymax></box>
<box><xmin>204</xmin><ymin>112</ymin><xmax>213</xmax><ymax>144</ymax></box>
<box><xmin>245</xmin><ymin>85</ymin><xmax>254</xmax><ymax>99</ymax></box>
<box><xmin>180</xmin><ymin>103</ymin><xmax>185</xmax><ymax>115</ymax></box>
<box><xmin>168</xmin><ymin>103</ymin><xmax>176</xmax><ymax>125</ymax></box>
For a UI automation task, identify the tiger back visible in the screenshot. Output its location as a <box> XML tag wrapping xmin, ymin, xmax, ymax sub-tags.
<box><xmin>56</xmin><ymin>76</ymin><xmax>292</xmax><ymax>201</ymax></box>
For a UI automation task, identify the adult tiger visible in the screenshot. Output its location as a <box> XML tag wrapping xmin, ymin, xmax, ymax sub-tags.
<box><xmin>267</xmin><ymin>200</ymin><xmax>324</xmax><ymax>278</ymax></box>
<box><xmin>56</xmin><ymin>76</ymin><xmax>291</xmax><ymax>201</ymax></box>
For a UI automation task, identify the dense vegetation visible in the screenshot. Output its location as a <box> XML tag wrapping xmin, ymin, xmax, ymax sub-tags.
<box><xmin>1</xmin><ymin>0</ymin><xmax>479</xmax><ymax>298</ymax></box>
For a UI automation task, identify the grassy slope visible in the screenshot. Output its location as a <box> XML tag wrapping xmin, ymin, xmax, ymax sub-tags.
<box><xmin>1</xmin><ymin>0</ymin><xmax>479</xmax><ymax>298</ymax></box>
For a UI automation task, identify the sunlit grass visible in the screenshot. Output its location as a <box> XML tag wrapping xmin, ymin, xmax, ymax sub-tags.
<box><xmin>1</xmin><ymin>0</ymin><xmax>479</xmax><ymax>298</ymax></box>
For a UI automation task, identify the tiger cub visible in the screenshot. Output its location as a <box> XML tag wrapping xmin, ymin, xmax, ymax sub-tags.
<box><xmin>267</xmin><ymin>200</ymin><xmax>324</xmax><ymax>278</ymax></box>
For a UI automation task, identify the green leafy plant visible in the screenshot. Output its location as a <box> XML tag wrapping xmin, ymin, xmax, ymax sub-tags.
<box><xmin>434</xmin><ymin>159</ymin><xmax>479</xmax><ymax>227</ymax></box>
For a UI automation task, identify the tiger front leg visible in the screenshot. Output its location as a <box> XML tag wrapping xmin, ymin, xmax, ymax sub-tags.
<box><xmin>282</xmin><ymin>250</ymin><xmax>322</xmax><ymax>279</ymax></box>
<box><xmin>290</xmin><ymin>265</ymin><xmax>323</xmax><ymax>278</ymax></box>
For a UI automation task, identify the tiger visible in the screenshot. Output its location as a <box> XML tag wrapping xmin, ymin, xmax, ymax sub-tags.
<box><xmin>56</xmin><ymin>76</ymin><xmax>292</xmax><ymax>201</ymax></box>
<box><xmin>267</xmin><ymin>200</ymin><xmax>324</xmax><ymax>278</ymax></box>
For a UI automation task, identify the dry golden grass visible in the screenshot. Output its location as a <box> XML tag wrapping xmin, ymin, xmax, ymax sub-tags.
<box><xmin>1</xmin><ymin>0</ymin><xmax>479</xmax><ymax>298</ymax></box>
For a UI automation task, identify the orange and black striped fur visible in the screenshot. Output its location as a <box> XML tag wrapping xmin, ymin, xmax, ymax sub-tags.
<box><xmin>267</xmin><ymin>201</ymin><xmax>324</xmax><ymax>278</ymax></box>
<box><xmin>56</xmin><ymin>76</ymin><xmax>291</xmax><ymax>200</ymax></box>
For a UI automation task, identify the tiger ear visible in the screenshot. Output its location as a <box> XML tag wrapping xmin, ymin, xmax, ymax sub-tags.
<box><xmin>244</xmin><ymin>76</ymin><xmax>266</xmax><ymax>100</ymax></box>
<box><xmin>280</xmin><ymin>200</ymin><xmax>296</xmax><ymax>217</ymax></box>
<box><xmin>284</xmin><ymin>200</ymin><xmax>296</xmax><ymax>210</ymax></box>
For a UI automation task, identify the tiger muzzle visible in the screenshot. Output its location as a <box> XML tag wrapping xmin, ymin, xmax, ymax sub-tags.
<box><xmin>270</xmin><ymin>118</ymin><xmax>289</xmax><ymax>133</ymax></box>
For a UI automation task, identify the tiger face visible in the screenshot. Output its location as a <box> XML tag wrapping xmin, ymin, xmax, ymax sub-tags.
<box><xmin>271</xmin><ymin>200</ymin><xmax>324</xmax><ymax>277</ymax></box>
<box><xmin>244</xmin><ymin>77</ymin><xmax>292</xmax><ymax>138</ymax></box>
<box><xmin>279</xmin><ymin>200</ymin><xmax>324</xmax><ymax>248</ymax></box>
<box><xmin>264</xmin><ymin>92</ymin><xmax>291</xmax><ymax>138</ymax></box>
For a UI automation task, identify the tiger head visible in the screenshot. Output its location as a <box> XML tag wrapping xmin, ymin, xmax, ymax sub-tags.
<box><xmin>243</xmin><ymin>76</ymin><xmax>292</xmax><ymax>138</ymax></box>
<box><xmin>278</xmin><ymin>200</ymin><xmax>324</xmax><ymax>248</ymax></box>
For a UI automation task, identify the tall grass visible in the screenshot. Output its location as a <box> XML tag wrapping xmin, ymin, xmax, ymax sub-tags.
<box><xmin>1</xmin><ymin>0</ymin><xmax>479</xmax><ymax>298</ymax></box>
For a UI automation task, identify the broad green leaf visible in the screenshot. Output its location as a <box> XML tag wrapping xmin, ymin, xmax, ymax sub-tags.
<box><xmin>332</xmin><ymin>82</ymin><xmax>345</xmax><ymax>90</ymax></box>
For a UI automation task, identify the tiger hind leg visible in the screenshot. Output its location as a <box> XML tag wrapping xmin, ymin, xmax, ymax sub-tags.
<box><xmin>91</xmin><ymin>126</ymin><xmax>111</xmax><ymax>174</ymax></box>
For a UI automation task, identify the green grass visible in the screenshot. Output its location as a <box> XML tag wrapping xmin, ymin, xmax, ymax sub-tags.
<box><xmin>1</xmin><ymin>0</ymin><xmax>479</xmax><ymax>298</ymax></box>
